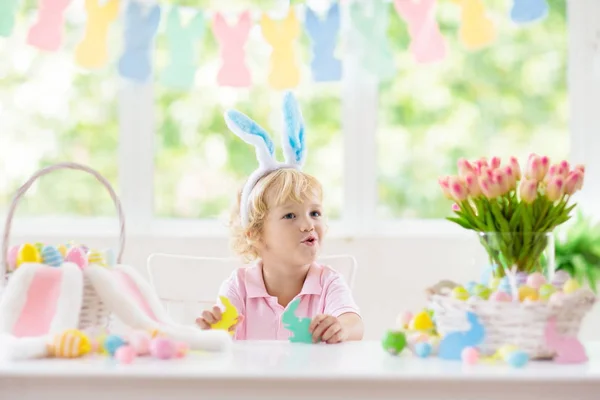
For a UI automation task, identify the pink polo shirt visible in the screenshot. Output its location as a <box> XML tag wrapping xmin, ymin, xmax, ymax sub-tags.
<box><xmin>217</xmin><ymin>262</ymin><xmax>360</xmax><ymax>340</ymax></box>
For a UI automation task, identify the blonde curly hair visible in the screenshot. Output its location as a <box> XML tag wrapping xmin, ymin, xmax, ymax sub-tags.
<box><xmin>229</xmin><ymin>168</ymin><xmax>323</xmax><ymax>263</ymax></box>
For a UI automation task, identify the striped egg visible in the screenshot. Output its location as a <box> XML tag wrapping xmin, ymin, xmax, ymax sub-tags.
<box><xmin>50</xmin><ymin>329</ymin><xmax>92</xmax><ymax>358</ymax></box>
<box><xmin>42</xmin><ymin>245</ymin><xmax>63</xmax><ymax>267</ymax></box>
<box><xmin>16</xmin><ymin>243</ymin><xmax>42</xmax><ymax>267</ymax></box>
<box><xmin>64</xmin><ymin>247</ymin><xmax>88</xmax><ymax>270</ymax></box>
<box><xmin>87</xmin><ymin>249</ymin><xmax>107</xmax><ymax>267</ymax></box>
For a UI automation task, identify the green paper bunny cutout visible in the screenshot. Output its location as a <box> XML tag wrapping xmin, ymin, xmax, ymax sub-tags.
<box><xmin>0</xmin><ymin>0</ymin><xmax>20</xmax><ymax>37</ymax></box>
<box><xmin>350</xmin><ymin>1</ymin><xmax>395</xmax><ymax>81</ymax></box>
<box><xmin>161</xmin><ymin>7</ymin><xmax>205</xmax><ymax>90</ymax></box>
<box><xmin>282</xmin><ymin>298</ymin><xmax>314</xmax><ymax>343</ymax></box>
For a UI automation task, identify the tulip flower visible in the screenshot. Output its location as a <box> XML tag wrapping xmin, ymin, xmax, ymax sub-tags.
<box><xmin>438</xmin><ymin>176</ymin><xmax>452</xmax><ymax>199</ymax></box>
<box><xmin>509</xmin><ymin>156</ymin><xmax>521</xmax><ymax>180</ymax></box>
<box><xmin>575</xmin><ymin>164</ymin><xmax>585</xmax><ymax>174</ymax></box>
<box><xmin>564</xmin><ymin>170</ymin><xmax>584</xmax><ymax>195</ymax></box>
<box><xmin>463</xmin><ymin>173</ymin><xmax>481</xmax><ymax>197</ymax></box>
<box><xmin>519</xmin><ymin>178</ymin><xmax>538</xmax><ymax>203</ymax></box>
<box><xmin>525</xmin><ymin>155</ymin><xmax>548</xmax><ymax>181</ymax></box>
<box><xmin>490</xmin><ymin>156</ymin><xmax>501</xmax><ymax>169</ymax></box>
<box><xmin>452</xmin><ymin>203</ymin><xmax>460</xmax><ymax>212</ymax></box>
<box><xmin>457</xmin><ymin>158</ymin><xmax>475</xmax><ymax>178</ymax></box>
<box><xmin>493</xmin><ymin>169</ymin><xmax>510</xmax><ymax>196</ymax></box>
<box><xmin>448</xmin><ymin>176</ymin><xmax>468</xmax><ymax>202</ymax></box>
<box><xmin>546</xmin><ymin>176</ymin><xmax>564</xmax><ymax>202</ymax></box>
<box><xmin>479</xmin><ymin>176</ymin><xmax>499</xmax><ymax>199</ymax></box>
<box><xmin>503</xmin><ymin>165</ymin><xmax>517</xmax><ymax>191</ymax></box>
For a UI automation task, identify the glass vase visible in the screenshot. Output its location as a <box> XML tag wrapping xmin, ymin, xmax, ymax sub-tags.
<box><xmin>477</xmin><ymin>231</ymin><xmax>555</xmax><ymax>279</ymax></box>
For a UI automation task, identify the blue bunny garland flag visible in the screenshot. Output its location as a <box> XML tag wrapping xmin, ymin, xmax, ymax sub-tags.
<box><xmin>510</xmin><ymin>0</ymin><xmax>548</xmax><ymax>24</ymax></box>
<box><xmin>304</xmin><ymin>2</ymin><xmax>342</xmax><ymax>82</ymax></box>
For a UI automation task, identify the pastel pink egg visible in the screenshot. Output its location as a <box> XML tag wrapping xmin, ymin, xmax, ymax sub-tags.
<box><xmin>150</xmin><ymin>338</ymin><xmax>176</xmax><ymax>360</ymax></box>
<box><xmin>128</xmin><ymin>331</ymin><xmax>151</xmax><ymax>356</ymax></box>
<box><xmin>549</xmin><ymin>291</ymin><xmax>566</xmax><ymax>305</ymax></box>
<box><xmin>526</xmin><ymin>272</ymin><xmax>546</xmax><ymax>290</ymax></box>
<box><xmin>115</xmin><ymin>345</ymin><xmax>136</xmax><ymax>364</ymax></box>
<box><xmin>175</xmin><ymin>342</ymin><xmax>189</xmax><ymax>358</ymax></box>
<box><xmin>7</xmin><ymin>245</ymin><xmax>19</xmax><ymax>272</ymax></box>
<box><xmin>64</xmin><ymin>247</ymin><xmax>88</xmax><ymax>270</ymax></box>
<box><xmin>490</xmin><ymin>291</ymin><xmax>512</xmax><ymax>302</ymax></box>
<box><xmin>461</xmin><ymin>347</ymin><xmax>479</xmax><ymax>365</ymax></box>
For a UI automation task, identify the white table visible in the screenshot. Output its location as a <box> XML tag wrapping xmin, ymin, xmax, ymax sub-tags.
<box><xmin>0</xmin><ymin>340</ymin><xmax>599</xmax><ymax>400</ymax></box>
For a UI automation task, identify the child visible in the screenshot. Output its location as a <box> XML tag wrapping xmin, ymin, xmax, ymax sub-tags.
<box><xmin>196</xmin><ymin>92</ymin><xmax>363</xmax><ymax>344</ymax></box>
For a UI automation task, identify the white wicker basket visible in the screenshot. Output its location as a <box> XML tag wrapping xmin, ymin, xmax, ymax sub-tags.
<box><xmin>1</xmin><ymin>162</ymin><xmax>126</xmax><ymax>331</ymax></box>
<box><xmin>428</xmin><ymin>280</ymin><xmax>596</xmax><ymax>359</ymax></box>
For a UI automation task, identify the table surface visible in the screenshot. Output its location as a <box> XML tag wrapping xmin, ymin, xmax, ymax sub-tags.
<box><xmin>1</xmin><ymin>340</ymin><xmax>599</xmax><ymax>382</ymax></box>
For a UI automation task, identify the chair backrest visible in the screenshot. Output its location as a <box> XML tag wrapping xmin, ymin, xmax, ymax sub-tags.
<box><xmin>146</xmin><ymin>253</ymin><xmax>357</xmax><ymax>326</ymax></box>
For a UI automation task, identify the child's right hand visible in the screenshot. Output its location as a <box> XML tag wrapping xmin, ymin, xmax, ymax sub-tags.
<box><xmin>195</xmin><ymin>305</ymin><xmax>244</xmax><ymax>333</ymax></box>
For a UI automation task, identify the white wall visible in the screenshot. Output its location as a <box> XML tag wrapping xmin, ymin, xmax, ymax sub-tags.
<box><xmin>8</xmin><ymin>232</ymin><xmax>599</xmax><ymax>342</ymax></box>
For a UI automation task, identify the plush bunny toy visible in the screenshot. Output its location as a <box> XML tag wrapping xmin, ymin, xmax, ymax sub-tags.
<box><xmin>224</xmin><ymin>91</ymin><xmax>307</xmax><ymax>228</ymax></box>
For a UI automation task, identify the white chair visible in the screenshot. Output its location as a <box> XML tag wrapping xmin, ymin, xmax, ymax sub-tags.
<box><xmin>146</xmin><ymin>253</ymin><xmax>357</xmax><ymax>326</ymax></box>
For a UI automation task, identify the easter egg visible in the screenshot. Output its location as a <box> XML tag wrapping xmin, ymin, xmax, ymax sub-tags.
<box><xmin>490</xmin><ymin>291</ymin><xmax>512</xmax><ymax>302</ymax></box>
<box><xmin>497</xmin><ymin>345</ymin><xmax>519</xmax><ymax>360</ymax></box>
<box><xmin>552</xmin><ymin>270</ymin><xmax>571</xmax><ymax>288</ymax></box>
<box><xmin>41</xmin><ymin>245</ymin><xmax>63</xmax><ymax>267</ymax></box>
<box><xmin>87</xmin><ymin>249</ymin><xmax>107</xmax><ymax>267</ymax></box>
<box><xmin>16</xmin><ymin>243</ymin><xmax>42</xmax><ymax>267</ymax></box>
<box><xmin>414</xmin><ymin>342</ymin><xmax>432</xmax><ymax>358</ymax></box>
<box><xmin>396</xmin><ymin>311</ymin><xmax>413</xmax><ymax>329</ymax></box>
<box><xmin>175</xmin><ymin>342</ymin><xmax>189</xmax><ymax>358</ymax></box>
<box><xmin>6</xmin><ymin>245</ymin><xmax>19</xmax><ymax>271</ymax></box>
<box><xmin>51</xmin><ymin>329</ymin><xmax>92</xmax><ymax>358</ymax></box>
<box><xmin>65</xmin><ymin>247</ymin><xmax>88</xmax><ymax>270</ymax></box>
<box><xmin>57</xmin><ymin>244</ymin><xmax>67</xmax><ymax>257</ymax></box>
<box><xmin>472</xmin><ymin>284</ymin><xmax>491</xmax><ymax>300</ymax></box>
<box><xmin>539</xmin><ymin>283</ymin><xmax>557</xmax><ymax>301</ymax></box>
<box><xmin>465</xmin><ymin>281</ymin><xmax>478</xmax><ymax>295</ymax></box>
<box><xmin>526</xmin><ymin>272</ymin><xmax>546</xmax><ymax>289</ymax></box>
<box><xmin>461</xmin><ymin>347</ymin><xmax>479</xmax><ymax>365</ymax></box>
<box><xmin>382</xmin><ymin>330</ymin><xmax>407</xmax><ymax>355</ymax></box>
<box><xmin>489</xmin><ymin>277</ymin><xmax>501</xmax><ymax>291</ymax></box>
<box><xmin>523</xmin><ymin>294</ymin><xmax>539</xmax><ymax>303</ymax></box>
<box><xmin>150</xmin><ymin>338</ymin><xmax>177</xmax><ymax>360</ymax></box>
<box><xmin>516</xmin><ymin>272</ymin><xmax>528</xmax><ymax>287</ymax></box>
<box><xmin>410</xmin><ymin>311</ymin><xmax>434</xmax><ymax>331</ymax></box>
<box><xmin>498</xmin><ymin>277</ymin><xmax>513</xmax><ymax>293</ymax></box>
<box><xmin>128</xmin><ymin>331</ymin><xmax>152</xmax><ymax>356</ymax></box>
<box><xmin>451</xmin><ymin>286</ymin><xmax>469</xmax><ymax>301</ymax></box>
<box><xmin>115</xmin><ymin>346</ymin><xmax>136</xmax><ymax>364</ymax></box>
<box><xmin>103</xmin><ymin>334</ymin><xmax>126</xmax><ymax>356</ymax></box>
<box><xmin>518</xmin><ymin>286</ymin><xmax>538</xmax><ymax>302</ymax></box>
<box><xmin>563</xmin><ymin>279</ymin><xmax>580</xmax><ymax>294</ymax></box>
<box><xmin>506</xmin><ymin>350</ymin><xmax>529</xmax><ymax>368</ymax></box>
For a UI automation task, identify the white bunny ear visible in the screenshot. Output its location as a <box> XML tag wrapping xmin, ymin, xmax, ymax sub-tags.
<box><xmin>224</xmin><ymin>109</ymin><xmax>277</xmax><ymax>169</ymax></box>
<box><xmin>281</xmin><ymin>92</ymin><xmax>306</xmax><ymax>167</ymax></box>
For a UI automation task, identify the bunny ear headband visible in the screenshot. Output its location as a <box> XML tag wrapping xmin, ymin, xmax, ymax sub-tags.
<box><xmin>224</xmin><ymin>91</ymin><xmax>307</xmax><ymax>228</ymax></box>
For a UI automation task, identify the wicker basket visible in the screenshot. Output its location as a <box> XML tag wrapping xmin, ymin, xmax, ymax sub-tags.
<box><xmin>1</xmin><ymin>162</ymin><xmax>127</xmax><ymax>331</ymax></box>
<box><xmin>428</xmin><ymin>280</ymin><xmax>596</xmax><ymax>360</ymax></box>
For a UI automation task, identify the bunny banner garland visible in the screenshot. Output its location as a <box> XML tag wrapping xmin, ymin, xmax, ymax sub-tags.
<box><xmin>224</xmin><ymin>91</ymin><xmax>306</xmax><ymax>227</ymax></box>
<box><xmin>3</xmin><ymin>0</ymin><xmax>553</xmax><ymax>87</ymax></box>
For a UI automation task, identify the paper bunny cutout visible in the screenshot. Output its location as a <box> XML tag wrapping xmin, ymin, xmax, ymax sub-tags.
<box><xmin>118</xmin><ymin>2</ymin><xmax>161</xmax><ymax>83</ymax></box>
<box><xmin>349</xmin><ymin>1</ymin><xmax>395</xmax><ymax>80</ymax></box>
<box><xmin>224</xmin><ymin>91</ymin><xmax>306</xmax><ymax>227</ymax></box>
<box><xmin>161</xmin><ymin>7</ymin><xmax>204</xmax><ymax>89</ymax></box>
<box><xmin>0</xmin><ymin>0</ymin><xmax>19</xmax><ymax>37</ymax></box>
<box><xmin>74</xmin><ymin>0</ymin><xmax>119</xmax><ymax>69</ymax></box>
<box><xmin>452</xmin><ymin>0</ymin><xmax>496</xmax><ymax>51</ymax></box>
<box><xmin>394</xmin><ymin>0</ymin><xmax>447</xmax><ymax>64</ymax></box>
<box><xmin>510</xmin><ymin>0</ymin><xmax>548</xmax><ymax>24</ymax></box>
<box><xmin>260</xmin><ymin>9</ymin><xmax>301</xmax><ymax>90</ymax></box>
<box><xmin>26</xmin><ymin>0</ymin><xmax>72</xmax><ymax>52</ymax></box>
<box><xmin>304</xmin><ymin>3</ymin><xmax>342</xmax><ymax>82</ymax></box>
<box><xmin>212</xmin><ymin>11</ymin><xmax>252</xmax><ymax>88</ymax></box>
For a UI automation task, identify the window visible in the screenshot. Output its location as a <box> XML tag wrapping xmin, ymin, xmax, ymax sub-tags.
<box><xmin>377</xmin><ymin>0</ymin><xmax>568</xmax><ymax>220</ymax></box>
<box><xmin>0</xmin><ymin>1</ymin><xmax>119</xmax><ymax>218</ymax></box>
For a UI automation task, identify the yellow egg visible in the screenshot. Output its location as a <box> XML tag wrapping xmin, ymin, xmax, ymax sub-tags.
<box><xmin>524</xmin><ymin>293</ymin><xmax>539</xmax><ymax>302</ymax></box>
<box><xmin>87</xmin><ymin>249</ymin><xmax>107</xmax><ymax>267</ymax></box>
<box><xmin>409</xmin><ymin>311</ymin><xmax>434</xmax><ymax>331</ymax></box>
<box><xmin>518</xmin><ymin>286</ymin><xmax>538</xmax><ymax>302</ymax></box>
<box><xmin>563</xmin><ymin>279</ymin><xmax>580</xmax><ymax>294</ymax></box>
<box><xmin>57</xmin><ymin>244</ymin><xmax>67</xmax><ymax>257</ymax></box>
<box><xmin>50</xmin><ymin>329</ymin><xmax>92</xmax><ymax>358</ymax></box>
<box><xmin>16</xmin><ymin>243</ymin><xmax>42</xmax><ymax>267</ymax></box>
<box><xmin>451</xmin><ymin>286</ymin><xmax>469</xmax><ymax>301</ymax></box>
<box><xmin>497</xmin><ymin>344</ymin><xmax>519</xmax><ymax>360</ymax></box>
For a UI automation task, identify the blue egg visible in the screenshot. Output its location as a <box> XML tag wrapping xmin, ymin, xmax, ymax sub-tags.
<box><xmin>103</xmin><ymin>335</ymin><xmax>126</xmax><ymax>356</ymax></box>
<box><xmin>414</xmin><ymin>342</ymin><xmax>432</xmax><ymax>358</ymax></box>
<box><xmin>42</xmin><ymin>245</ymin><xmax>63</xmax><ymax>267</ymax></box>
<box><xmin>506</xmin><ymin>351</ymin><xmax>529</xmax><ymax>368</ymax></box>
<box><xmin>465</xmin><ymin>281</ymin><xmax>478</xmax><ymax>295</ymax></box>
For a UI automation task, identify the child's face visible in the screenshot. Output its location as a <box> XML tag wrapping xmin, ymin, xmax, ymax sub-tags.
<box><xmin>258</xmin><ymin>191</ymin><xmax>325</xmax><ymax>268</ymax></box>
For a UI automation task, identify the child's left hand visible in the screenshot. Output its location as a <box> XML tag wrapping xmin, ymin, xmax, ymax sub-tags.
<box><xmin>309</xmin><ymin>314</ymin><xmax>347</xmax><ymax>344</ymax></box>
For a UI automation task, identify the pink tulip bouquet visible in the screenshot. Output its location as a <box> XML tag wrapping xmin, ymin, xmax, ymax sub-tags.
<box><xmin>439</xmin><ymin>154</ymin><xmax>585</xmax><ymax>275</ymax></box>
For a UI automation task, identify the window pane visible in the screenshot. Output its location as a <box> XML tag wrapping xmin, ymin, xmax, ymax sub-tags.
<box><xmin>377</xmin><ymin>0</ymin><xmax>568</xmax><ymax>219</ymax></box>
<box><xmin>0</xmin><ymin>2</ymin><xmax>120</xmax><ymax>217</ymax></box>
<box><xmin>154</xmin><ymin>5</ymin><xmax>342</xmax><ymax>221</ymax></box>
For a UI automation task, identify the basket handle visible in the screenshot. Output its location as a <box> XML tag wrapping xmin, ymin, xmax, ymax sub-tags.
<box><xmin>2</xmin><ymin>162</ymin><xmax>126</xmax><ymax>273</ymax></box>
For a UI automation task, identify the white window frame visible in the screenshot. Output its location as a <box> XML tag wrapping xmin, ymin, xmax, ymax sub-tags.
<box><xmin>5</xmin><ymin>0</ymin><xmax>600</xmax><ymax>240</ymax></box>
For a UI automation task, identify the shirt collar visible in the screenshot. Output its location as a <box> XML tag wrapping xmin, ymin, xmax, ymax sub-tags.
<box><xmin>246</xmin><ymin>261</ymin><xmax>322</xmax><ymax>298</ymax></box>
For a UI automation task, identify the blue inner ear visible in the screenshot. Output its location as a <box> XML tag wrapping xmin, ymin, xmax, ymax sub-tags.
<box><xmin>287</xmin><ymin>126</ymin><xmax>305</xmax><ymax>163</ymax></box>
<box><xmin>227</xmin><ymin>110</ymin><xmax>275</xmax><ymax>155</ymax></box>
<box><xmin>283</xmin><ymin>93</ymin><xmax>305</xmax><ymax>163</ymax></box>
